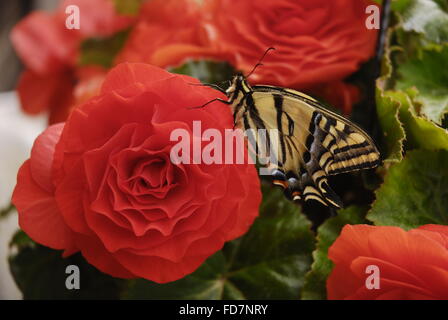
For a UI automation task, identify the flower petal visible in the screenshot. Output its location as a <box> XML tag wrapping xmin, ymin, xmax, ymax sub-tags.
<box><xmin>12</xmin><ymin>161</ymin><xmax>76</xmax><ymax>252</ymax></box>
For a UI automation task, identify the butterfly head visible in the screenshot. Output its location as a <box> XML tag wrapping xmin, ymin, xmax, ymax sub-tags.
<box><xmin>225</xmin><ymin>73</ymin><xmax>252</xmax><ymax>99</ymax></box>
<box><xmin>225</xmin><ymin>47</ymin><xmax>275</xmax><ymax>99</ymax></box>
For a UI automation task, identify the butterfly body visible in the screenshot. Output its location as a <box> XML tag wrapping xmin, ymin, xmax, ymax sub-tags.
<box><xmin>222</xmin><ymin>74</ymin><xmax>381</xmax><ymax>208</ymax></box>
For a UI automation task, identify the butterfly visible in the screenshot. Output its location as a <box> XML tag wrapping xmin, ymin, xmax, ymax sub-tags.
<box><xmin>195</xmin><ymin>50</ymin><xmax>381</xmax><ymax>208</ymax></box>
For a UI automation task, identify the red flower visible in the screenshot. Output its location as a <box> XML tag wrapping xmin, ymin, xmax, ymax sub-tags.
<box><xmin>16</xmin><ymin>70</ymin><xmax>74</xmax><ymax>116</ymax></box>
<box><xmin>327</xmin><ymin>224</ymin><xmax>448</xmax><ymax>300</ymax></box>
<box><xmin>16</xmin><ymin>66</ymin><xmax>106</xmax><ymax>124</ymax></box>
<box><xmin>116</xmin><ymin>0</ymin><xmax>377</xmax><ymax>113</ymax></box>
<box><xmin>11</xmin><ymin>0</ymin><xmax>135</xmax><ymax>123</ymax></box>
<box><xmin>11</xmin><ymin>11</ymin><xmax>80</xmax><ymax>74</ymax></box>
<box><xmin>11</xmin><ymin>0</ymin><xmax>134</xmax><ymax>74</ymax></box>
<box><xmin>205</xmin><ymin>0</ymin><xmax>378</xmax><ymax>89</ymax></box>
<box><xmin>116</xmin><ymin>0</ymin><xmax>223</xmax><ymax>68</ymax></box>
<box><xmin>12</xmin><ymin>63</ymin><xmax>261</xmax><ymax>283</ymax></box>
<box><xmin>59</xmin><ymin>0</ymin><xmax>135</xmax><ymax>38</ymax></box>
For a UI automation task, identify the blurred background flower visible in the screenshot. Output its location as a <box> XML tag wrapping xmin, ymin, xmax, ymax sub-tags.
<box><xmin>10</xmin><ymin>0</ymin><xmax>134</xmax><ymax>124</ymax></box>
<box><xmin>203</xmin><ymin>0</ymin><xmax>378</xmax><ymax>87</ymax></box>
<box><xmin>9</xmin><ymin>0</ymin><xmax>378</xmax><ymax>125</ymax></box>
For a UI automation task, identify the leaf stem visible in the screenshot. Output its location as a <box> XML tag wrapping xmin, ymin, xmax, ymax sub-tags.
<box><xmin>0</xmin><ymin>203</ymin><xmax>15</xmax><ymax>219</ymax></box>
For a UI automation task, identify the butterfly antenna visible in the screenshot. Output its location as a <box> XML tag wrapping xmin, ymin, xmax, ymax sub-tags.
<box><xmin>245</xmin><ymin>47</ymin><xmax>276</xmax><ymax>78</ymax></box>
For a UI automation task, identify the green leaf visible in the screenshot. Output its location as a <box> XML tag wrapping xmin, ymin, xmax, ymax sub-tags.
<box><xmin>376</xmin><ymin>86</ymin><xmax>406</xmax><ymax>162</ymax></box>
<box><xmin>434</xmin><ymin>0</ymin><xmax>448</xmax><ymax>12</ymax></box>
<box><xmin>375</xmin><ymin>31</ymin><xmax>406</xmax><ymax>163</ymax></box>
<box><xmin>169</xmin><ymin>60</ymin><xmax>236</xmax><ymax>87</ymax></box>
<box><xmin>122</xmin><ymin>186</ymin><xmax>315</xmax><ymax>300</ymax></box>
<box><xmin>301</xmin><ymin>206</ymin><xmax>368</xmax><ymax>300</ymax></box>
<box><xmin>387</xmin><ymin>90</ymin><xmax>448</xmax><ymax>150</ymax></box>
<box><xmin>9</xmin><ymin>229</ymin><xmax>34</xmax><ymax>250</ymax></box>
<box><xmin>9</xmin><ymin>231</ymin><xmax>125</xmax><ymax>299</ymax></box>
<box><xmin>395</xmin><ymin>45</ymin><xmax>448</xmax><ymax>125</ymax></box>
<box><xmin>0</xmin><ymin>203</ymin><xmax>15</xmax><ymax>219</ymax></box>
<box><xmin>113</xmin><ymin>0</ymin><xmax>142</xmax><ymax>15</ymax></box>
<box><xmin>391</xmin><ymin>0</ymin><xmax>414</xmax><ymax>12</ymax></box>
<box><xmin>394</xmin><ymin>0</ymin><xmax>448</xmax><ymax>45</ymax></box>
<box><xmin>367</xmin><ymin>149</ymin><xmax>448</xmax><ymax>229</ymax></box>
<box><xmin>79</xmin><ymin>29</ymin><xmax>130</xmax><ymax>68</ymax></box>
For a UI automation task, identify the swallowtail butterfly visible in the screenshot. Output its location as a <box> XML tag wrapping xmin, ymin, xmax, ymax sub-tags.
<box><xmin>197</xmin><ymin>51</ymin><xmax>381</xmax><ymax>208</ymax></box>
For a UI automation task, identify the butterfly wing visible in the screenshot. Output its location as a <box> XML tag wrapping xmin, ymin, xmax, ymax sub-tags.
<box><xmin>239</xmin><ymin>86</ymin><xmax>380</xmax><ymax>208</ymax></box>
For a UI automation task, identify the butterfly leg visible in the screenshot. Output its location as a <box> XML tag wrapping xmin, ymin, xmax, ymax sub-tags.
<box><xmin>285</xmin><ymin>173</ymin><xmax>302</xmax><ymax>202</ymax></box>
<box><xmin>188</xmin><ymin>98</ymin><xmax>231</xmax><ymax>109</ymax></box>
<box><xmin>269</xmin><ymin>166</ymin><xmax>302</xmax><ymax>202</ymax></box>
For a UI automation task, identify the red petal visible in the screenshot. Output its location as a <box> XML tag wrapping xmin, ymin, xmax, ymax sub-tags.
<box><xmin>113</xmin><ymin>249</ymin><xmax>209</xmax><ymax>283</ymax></box>
<box><xmin>327</xmin><ymin>264</ymin><xmax>365</xmax><ymax>300</ymax></box>
<box><xmin>328</xmin><ymin>224</ymin><xmax>376</xmax><ymax>265</ymax></box>
<box><xmin>55</xmin><ymin>160</ymin><xmax>92</xmax><ymax>235</ymax></box>
<box><xmin>11</xmin><ymin>11</ymin><xmax>78</xmax><ymax>74</ymax></box>
<box><xmin>75</xmin><ymin>234</ymin><xmax>135</xmax><ymax>279</ymax></box>
<box><xmin>12</xmin><ymin>161</ymin><xmax>75</xmax><ymax>251</ymax></box>
<box><xmin>417</xmin><ymin>225</ymin><xmax>448</xmax><ymax>249</ymax></box>
<box><xmin>101</xmin><ymin>63</ymin><xmax>175</xmax><ymax>94</ymax></box>
<box><xmin>17</xmin><ymin>70</ymin><xmax>60</xmax><ymax>114</ymax></box>
<box><xmin>17</xmin><ymin>69</ymin><xmax>75</xmax><ymax>123</ymax></box>
<box><xmin>30</xmin><ymin>123</ymin><xmax>64</xmax><ymax>193</ymax></box>
<box><xmin>368</xmin><ymin>227</ymin><xmax>448</xmax><ymax>274</ymax></box>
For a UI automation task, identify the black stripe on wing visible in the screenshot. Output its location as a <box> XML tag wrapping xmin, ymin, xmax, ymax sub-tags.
<box><xmin>301</xmin><ymin>112</ymin><xmax>343</xmax><ymax>208</ymax></box>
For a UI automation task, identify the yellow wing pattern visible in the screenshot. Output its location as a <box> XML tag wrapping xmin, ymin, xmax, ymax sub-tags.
<box><xmin>237</xmin><ymin>85</ymin><xmax>380</xmax><ymax>208</ymax></box>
